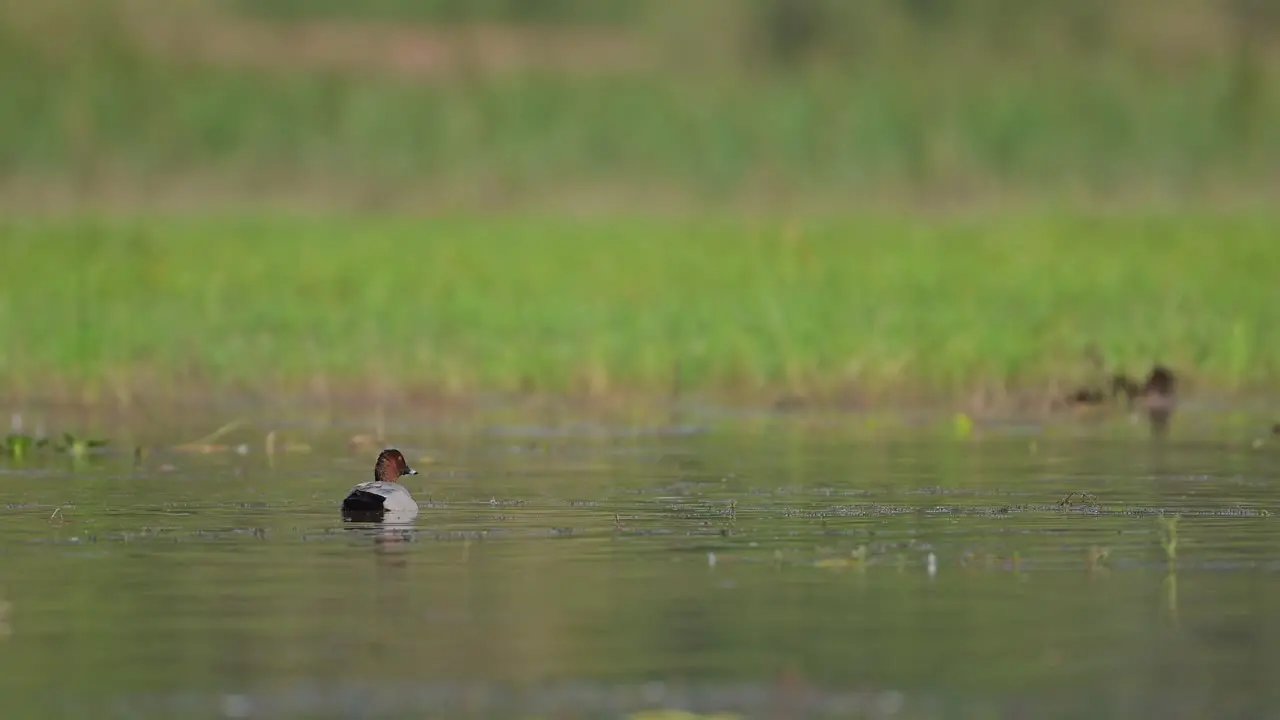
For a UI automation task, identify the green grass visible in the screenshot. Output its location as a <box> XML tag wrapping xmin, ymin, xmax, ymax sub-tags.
<box><xmin>0</xmin><ymin>1</ymin><xmax>1276</xmax><ymax>212</ymax></box>
<box><xmin>2</xmin><ymin>213</ymin><xmax>1278</xmax><ymax>403</ymax></box>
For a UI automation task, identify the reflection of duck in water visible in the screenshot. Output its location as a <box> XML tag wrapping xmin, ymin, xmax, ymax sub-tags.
<box><xmin>342</xmin><ymin>449</ymin><xmax>420</xmax><ymax>523</ymax></box>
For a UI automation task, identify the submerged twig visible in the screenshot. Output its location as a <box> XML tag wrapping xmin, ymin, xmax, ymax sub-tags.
<box><xmin>1058</xmin><ymin>491</ymin><xmax>1101</xmax><ymax>509</ymax></box>
<box><xmin>265</xmin><ymin>430</ymin><xmax>277</xmax><ymax>468</ymax></box>
<box><xmin>1158</xmin><ymin>514</ymin><xmax>1180</xmax><ymax>567</ymax></box>
<box><xmin>179</xmin><ymin>419</ymin><xmax>248</xmax><ymax>448</ymax></box>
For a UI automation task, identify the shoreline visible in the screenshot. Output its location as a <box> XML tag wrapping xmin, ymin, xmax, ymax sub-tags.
<box><xmin>3</xmin><ymin>375</ymin><xmax>1275</xmax><ymax>420</ymax></box>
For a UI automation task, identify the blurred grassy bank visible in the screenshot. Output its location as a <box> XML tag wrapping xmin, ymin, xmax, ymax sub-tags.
<box><xmin>4</xmin><ymin>1</ymin><xmax>1278</xmax><ymax>406</ymax></box>
<box><xmin>2</xmin><ymin>214</ymin><xmax>1277</xmax><ymax>405</ymax></box>
<box><xmin>0</xmin><ymin>0</ymin><xmax>1277</xmax><ymax>213</ymax></box>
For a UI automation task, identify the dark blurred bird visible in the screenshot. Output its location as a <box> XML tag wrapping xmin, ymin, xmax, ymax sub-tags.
<box><xmin>1112</xmin><ymin>365</ymin><xmax>1176</xmax><ymax>435</ymax></box>
<box><xmin>1064</xmin><ymin>361</ymin><xmax>1176</xmax><ymax>436</ymax></box>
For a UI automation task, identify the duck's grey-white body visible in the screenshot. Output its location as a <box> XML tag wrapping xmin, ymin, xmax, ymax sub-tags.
<box><xmin>344</xmin><ymin>480</ymin><xmax>419</xmax><ymax>516</ymax></box>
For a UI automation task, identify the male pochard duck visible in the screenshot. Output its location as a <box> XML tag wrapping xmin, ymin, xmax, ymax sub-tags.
<box><xmin>341</xmin><ymin>448</ymin><xmax>419</xmax><ymax>522</ymax></box>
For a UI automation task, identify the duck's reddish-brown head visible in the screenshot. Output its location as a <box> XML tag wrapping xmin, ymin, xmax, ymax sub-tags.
<box><xmin>374</xmin><ymin>448</ymin><xmax>418</xmax><ymax>483</ymax></box>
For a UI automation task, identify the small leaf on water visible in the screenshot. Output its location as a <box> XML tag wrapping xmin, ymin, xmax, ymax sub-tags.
<box><xmin>174</xmin><ymin>443</ymin><xmax>231</xmax><ymax>454</ymax></box>
<box><xmin>629</xmin><ymin>712</ymin><xmax>742</xmax><ymax>720</ymax></box>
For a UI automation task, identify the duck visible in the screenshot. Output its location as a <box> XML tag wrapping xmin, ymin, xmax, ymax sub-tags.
<box><xmin>1063</xmin><ymin>362</ymin><xmax>1177</xmax><ymax>435</ymax></box>
<box><xmin>341</xmin><ymin>448</ymin><xmax>420</xmax><ymax>522</ymax></box>
<box><xmin>1112</xmin><ymin>364</ymin><xmax>1174</xmax><ymax>405</ymax></box>
<box><xmin>1113</xmin><ymin>364</ymin><xmax>1177</xmax><ymax>434</ymax></box>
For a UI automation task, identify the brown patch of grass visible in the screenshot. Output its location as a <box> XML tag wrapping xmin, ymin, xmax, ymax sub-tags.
<box><xmin>2</xmin><ymin>166</ymin><xmax>1277</xmax><ymax>220</ymax></box>
<box><xmin>0</xmin><ymin>363</ymin><xmax>1242</xmax><ymax>423</ymax></box>
<box><xmin>93</xmin><ymin>0</ymin><xmax>658</xmax><ymax>81</ymax></box>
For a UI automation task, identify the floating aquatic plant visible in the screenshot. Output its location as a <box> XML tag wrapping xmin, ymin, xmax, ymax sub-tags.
<box><xmin>814</xmin><ymin>544</ymin><xmax>869</xmax><ymax>570</ymax></box>
<box><xmin>1058</xmin><ymin>491</ymin><xmax>1101</xmax><ymax>510</ymax></box>
<box><xmin>2</xmin><ymin>434</ymin><xmax>47</xmax><ymax>461</ymax></box>
<box><xmin>57</xmin><ymin>433</ymin><xmax>108</xmax><ymax>459</ymax></box>
<box><xmin>4</xmin><ymin>431</ymin><xmax>114</xmax><ymax>462</ymax></box>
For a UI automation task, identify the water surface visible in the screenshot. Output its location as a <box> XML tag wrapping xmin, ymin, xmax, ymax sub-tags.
<box><xmin>1</xmin><ymin>410</ymin><xmax>1277</xmax><ymax>719</ymax></box>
